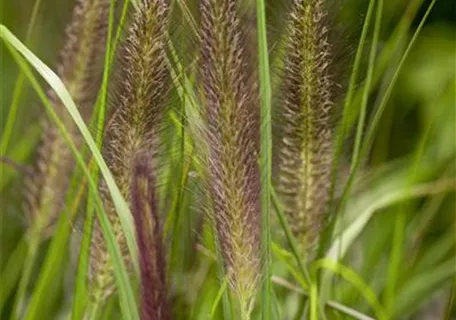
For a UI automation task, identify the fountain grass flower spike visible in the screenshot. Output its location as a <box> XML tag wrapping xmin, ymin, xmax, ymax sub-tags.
<box><xmin>89</xmin><ymin>0</ymin><xmax>170</xmax><ymax>306</ymax></box>
<box><xmin>132</xmin><ymin>156</ymin><xmax>170</xmax><ymax>320</ymax></box>
<box><xmin>200</xmin><ymin>0</ymin><xmax>261</xmax><ymax>317</ymax></box>
<box><xmin>24</xmin><ymin>0</ymin><xmax>109</xmax><ymax>237</ymax></box>
<box><xmin>277</xmin><ymin>0</ymin><xmax>337</xmax><ymax>259</ymax></box>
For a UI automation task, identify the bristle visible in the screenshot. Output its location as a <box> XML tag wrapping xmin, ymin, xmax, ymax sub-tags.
<box><xmin>132</xmin><ymin>156</ymin><xmax>170</xmax><ymax>320</ymax></box>
<box><xmin>200</xmin><ymin>0</ymin><xmax>261</xmax><ymax>315</ymax></box>
<box><xmin>24</xmin><ymin>0</ymin><xmax>109</xmax><ymax>235</ymax></box>
<box><xmin>277</xmin><ymin>0</ymin><xmax>335</xmax><ymax>257</ymax></box>
<box><xmin>89</xmin><ymin>0</ymin><xmax>170</xmax><ymax>303</ymax></box>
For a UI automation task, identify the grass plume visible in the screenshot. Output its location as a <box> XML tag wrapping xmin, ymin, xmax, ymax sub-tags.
<box><xmin>132</xmin><ymin>157</ymin><xmax>170</xmax><ymax>320</ymax></box>
<box><xmin>200</xmin><ymin>0</ymin><xmax>261</xmax><ymax>316</ymax></box>
<box><xmin>276</xmin><ymin>0</ymin><xmax>336</xmax><ymax>258</ymax></box>
<box><xmin>89</xmin><ymin>0</ymin><xmax>170</xmax><ymax>305</ymax></box>
<box><xmin>24</xmin><ymin>0</ymin><xmax>109</xmax><ymax>236</ymax></box>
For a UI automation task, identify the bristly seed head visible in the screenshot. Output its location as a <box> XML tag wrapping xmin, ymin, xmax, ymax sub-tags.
<box><xmin>200</xmin><ymin>0</ymin><xmax>261</xmax><ymax>315</ymax></box>
<box><xmin>132</xmin><ymin>156</ymin><xmax>170</xmax><ymax>320</ymax></box>
<box><xmin>90</xmin><ymin>0</ymin><xmax>170</xmax><ymax>304</ymax></box>
<box><xmin>277</xmin><ymin>0</ymin><xmax>335</xmax><ymax>258</ymax></box>
<box><xmin>24</xmin><ymin>0</ymin><xmax>109</xmax><ymax>237</ymax></box>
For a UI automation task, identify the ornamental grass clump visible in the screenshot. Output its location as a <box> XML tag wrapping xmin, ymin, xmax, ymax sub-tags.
<box><xmin>89</xmin><ymin>0</ymin><xmax>170</xmax><ymax>305</ymax></box>
<box><xmin>276</xmin><ymin>0</ymin><xmax>337</xmax><ymax>258</ymax></box>
<box><xmin>24</xmin><ymin>0</ymin><xmax>108</xmax><ymax>237</ymax></box>
<box><xmin>3</xmin><ymin>0</ymin><xmax>452</xmax><ymax>319</ymax></box>
<box><xmin>200</xmin><ymin>0</ymin><xmax>261</xmax><ymax>316</ymax></box>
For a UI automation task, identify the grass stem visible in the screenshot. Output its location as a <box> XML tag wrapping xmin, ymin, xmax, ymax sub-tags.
<box><xmin>256</xmin><ymin>0</ymin><xmax>272</xmax><ymax>317</ymax></box>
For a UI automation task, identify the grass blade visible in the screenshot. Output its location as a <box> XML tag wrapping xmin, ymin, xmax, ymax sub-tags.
<box><xmin>272</xmin><ymin>276</ymin><xmax>378</xmax><ymax>320</ymax></box>
<box><xmin>271</xmin><ymin>189</ymin><xmax>310</xmax><ymax>284</ymax></box>
<box><xmin>334</xmin><ymin>0</ymin><xmax>438</xmax><ymax>223</ymax></box>
<box><xmin>384</xmin><ymin>86</ymin><xmax>442</xmax><ymax>312</ymax></box>
<box><xmin>320</xmin><ymin>0</ymin><xmax>376</xmax><ymax>257</ymax></box>
<box><xmin>312</xmin><ymin>259</ymin><xmax>387</xmax><ymax>320</ymax></box>
<box><xmin>0</xmin><ymin>239</ymin><xmax>27</xmax><ymax>312</ymax></box>
<box><xmin>256</xmin><ymin>0</ymin><xmax>272</xmax><ymax>317</ymax></box>
<box><xmin>351</xmin><ymin>0</ymin><xmax>383</xmax><ymax>172</ymax></box>
<box><xmin>326</xmin><ymin>178</ymin><xmax>455</xmax><ymax>262</ymax></box>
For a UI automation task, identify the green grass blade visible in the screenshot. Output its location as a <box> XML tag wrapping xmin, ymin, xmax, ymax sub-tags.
<box><xmin>272</xmin><ymin>276</ymin><xmax>378</xmax><ymax>320</ymax></box>
<box><xmin>256</xmin><ymin>0</ymin><xmax>272</xmax><ymax>317</ymax></box>
<box><xmin>334</xmin><ymin>0</ymin><xmax>438</xmax><ymax>222</ymax></box>
<box><xmin>271</xmin><ymin>243</ymin><xmax>308</xmax><ymax>291</ymax></box>
<box><xmin>322</xmin><ymin>0</ymin><xmax>383</xmax><ymax>304</ymax></box>
<box><xmin>384</xmin><ymin>91</ymin><xmax>440</xmax><ymax>312</ymax></box>
<box><xmin>345</xmin><ymin>0</ymin><xmax>425</xmax><ymax>131</ymax></box>
<box><xmin>337</xmin><ymin>0</ymin><xmax>376</xmax><ymax>156</ymax></box>
<box><xmin>313</xmin><ymin>259</ymin><xmax>388</xmax><ymax>320</ymax></box>
<box><xmin>271</xmin><ymin>189</ymin><xmax>310</xmax><ymax>285</ymax></box>
<box><xmin>351</xmin><ymin>0</ymin><xmax>383</xmax><ymax>172</ymax></box>
<box><xmin>0</xmin><ymin>239</ymin><xmax>27</xmax><ymax>312</ymax></box>
<box><xmin>326</xmin><ymin>178</ymin><xmax>455</xmax><ymax>262</ymax></box>
<box><xmin>211</xmin><ymin>277</ymin><xmax>228</xmax><ymax>318</ymax></box>
<box><xmin>361</xmin><ymin>0</ymin><xmax>437</xmax><ymax>156</ymax></box>
<box><xmin>10</xmin><ymin>236</ymin><xmax>39</xmax><ymax>319</ymax></box>
<box><xmin>0</xmin><ymin>32</ymin><xmax>139</xmax><ymax>320</ymax></box>
<box><xmin>326</xmin><ymin>301</ymin><xmax>375</xmax><ymax>320</ymax></box>
<box><xmin>110</xmin><ymin>0</ymin><xmax>131</xmax><ymax>66</ymax></box>
<box><xmin>93</xmin><ymin>0</ymin><xmax>116</xmax><ymax>145</ymax></box>
<box><xmin>320</xmin><ymin>0</ymin><xmax>376</xmax><ymax>257</ymax></box>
